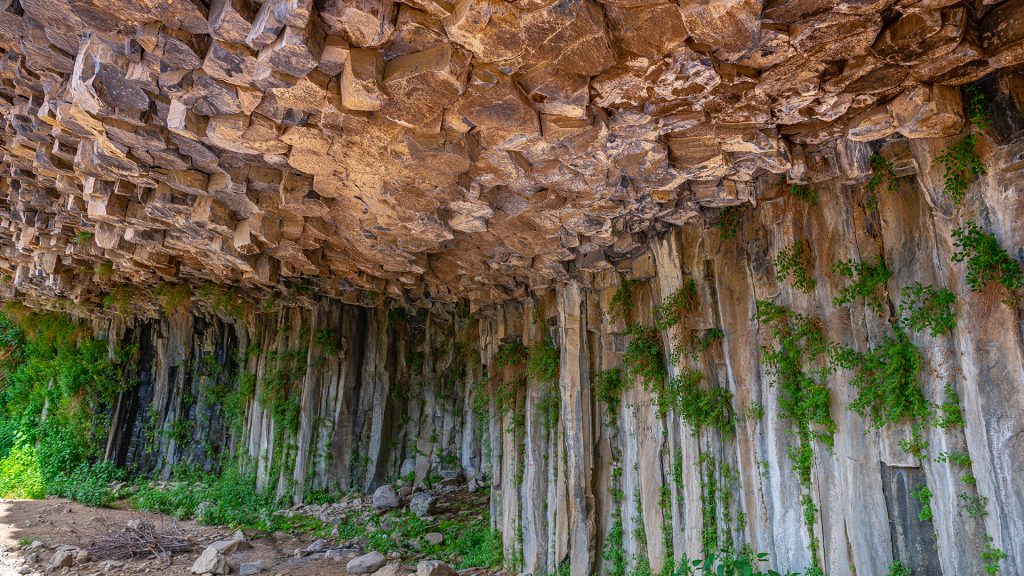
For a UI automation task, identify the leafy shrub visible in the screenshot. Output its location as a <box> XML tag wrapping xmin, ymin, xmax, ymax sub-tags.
<box><xmin>655</xmin><ymin>279</ymin><xmax>699</xmax><ymax>330</ymax></box>
<box><xmin>0</xmin><ymin>443</ymin><xmax>44</xmax><ymax>499</ymax></box>
<box><xmin>70</xmin><ymin>231</ymin><xmax>94</xmax><ymax>245</ymax></box>
<box><xmin>952</xmin><ymin>221</ymin><xmax>1023</xmax><ymax>305</ymax></box>
<box><xmin>832</xmin><ymin>257</ymin><xmax>891</xmax><ymax>311</ymax></box>
<box><xmin>664</xmin><ymin>369</ymin><xmax>734</xmax><ymax>435</ymax></box>
<box><xmin>830</xmin><ymin>330</ymin><xmax>927</xmax><ymax>429</ymax></box>
<box><xmin>594</xmin><ymin>369</ymin><xmax>625</xmax><ymax>424</ymax></box>
<box><xmin>494</xmin><ymin>340</ymin><xmax>527</xmax><ymax>369</ymax></box>
<box><xmin>866</xmin><ymin>153</ymin><xmax>899</xmax><ymax>195</ymax></box>
<box><xmin>527</xmin><ymin>335</ymin><xmax>559</xmax><ymax>384</ymax></box>
<box><xmin>671</xmin><ymin>328</ymin><xmax>724</xmax><ymax>365</ymax></box>
<box><xmin>47</xmin><ymin>461</ymin><xmax>124</xmax><ymax>507</ymax></box>
<box><xmin>965</xmin><ymin>85</ymin><xmax>991</xmax><ymax>130</ymax></box>
<box><xmin>935</xmin><ymin>383</ymin><xmax>964</xmax><ymax>429</ymax></box>
<box><xmin>936</xmin><ymin>134</ymin><xmax>985</xmax><ymax>206</ymax></box>
<box><xmin>910</xmin><ymin>484</ymin><xmax>933</xmax><ymax>521</ymax></box>
<box><xmin>886</xmin><ymin>560</ymin><xmax>912</xmax><ymax>576</ymax></box>
<box><xmin>718</xmin><ymin>207</ymin><xmax>742</xmax><ymax>241</ymax></box>
<box><xmin>775</xmin><ymin>240</ymin><xmax>816</xmax><ymax>293</ymax></box>
<box><xmin>610</xmin><ymin>279</ymin><xmax>638</xmax><ymax>323</ymax></box>
<box><xmin>622</xmin><ymin>325</ymin><xmax>666</xmax><ymax>393</ymax></box>
<box><xmin>982</xmin><ymin>534</ymin><xmax>1006</xmax><ymax>575</ymax></box>
<box><xmin>897</xmin><ymin>283</ymin><xmax>956</xmax><ymax>337</ymax></box>
<box><xmin>788</xmin><ymin>184</ymin><xmax>818</xmax><ymax>205</ymax></box>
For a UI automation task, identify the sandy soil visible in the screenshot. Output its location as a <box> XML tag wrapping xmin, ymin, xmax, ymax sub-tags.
<box><xmin>0</xmin><ymin>498</ymin><xmax>403</xmax><ymax>576</ymax></box>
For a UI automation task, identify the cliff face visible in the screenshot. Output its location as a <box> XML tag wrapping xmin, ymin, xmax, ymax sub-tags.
<box><xmin>84</xmin><ymin>120</ymin><xmax>1024</xmax><ymax>575</ymax></box>
<box><xmin>2</xmin><ymin>0</ymin><xmax>1024</xmax><ymax>575</ymax></box>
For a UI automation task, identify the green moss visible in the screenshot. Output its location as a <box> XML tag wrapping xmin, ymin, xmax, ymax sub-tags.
<box><xmin>775</xmin><ymin>240</ymin><xmax>816</xmax><ymax>293</ymax></box>
<box><xmin>952</xmin><ymin>221</ymin><xmax>1023</xmax><ymax>305</ymax></box>
<box><xmin>153</xmin><ymin>283</ymin><xmax>193</xmax><ymax>316</ymax></box>
<box><xmin>70</xmin><ymin>231</ymin><xmax>94</xmax><ymax>245</ymax></box>
<box><xmin>197</xmin><ymin>282</ymin><xmax>249</xmax><ymax>319</ymax></box>
<box><xmin>655</xmin><ymin>279</ymin><xmax>699</xmax><ymax>330</ymax></box>
<box><xmin>832</xmin><ymin>257</ymin><xmax>891</xmax><ymax>312</ymax></box>
<box><xmin>103</xmin><ymin>286</ymin><xmax>135</xmax><ymax>316</ymax></box>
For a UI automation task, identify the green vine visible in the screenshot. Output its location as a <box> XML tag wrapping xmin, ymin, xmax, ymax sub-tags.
<box><xmin>718</xmin><ymin>206</ymin><xmax>742</xmax><ymax>242</ymax></box>
<box><xmin>623</xmin><ymin>325</ymin><xmax>667</xmax><ymax>394</ymax></box>
<box><xmin>664</xmin><ymin>369</ymin><xmax>734</xmax><ymax>436</ymax></box>
<box><xmin>897</xmin><ymin>283</ymin><xmax>957</xmax><ymax>337</ymax></box>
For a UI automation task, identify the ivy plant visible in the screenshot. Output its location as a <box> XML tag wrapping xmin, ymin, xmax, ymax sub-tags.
<box><xmin>718</xmin><ymin>206</ymin><xmax>742</xmax><ymax>241</ymax></box>
<box><xmin>610</xmin><ymin>279</ymin><xmax>638</xmax><ymax>323</ymax></box>
<box><xmin>663</xmin><ymin>369</ymin><xmax>734</xmax><ymax>435</ymax></box>
<box><xmin>935</xmin><ymin>134</ymin><xmax>985</xmax><ymax>206</ymax></box>
<box><xmin>671</xmin><ymin>328</ymin><xmax>725</xmax><ymax>365</ymax></box>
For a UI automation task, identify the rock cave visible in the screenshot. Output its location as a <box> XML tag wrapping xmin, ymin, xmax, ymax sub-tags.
<box><xmin>0</xmin><ymin>0</ymin><xmax>1022</xmax><ymax>575</ymax></box>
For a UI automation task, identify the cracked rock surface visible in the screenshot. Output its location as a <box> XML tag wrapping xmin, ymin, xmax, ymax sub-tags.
<box><xmin>0</xmin><ymin>0</ymin><xmax>1022</xmax><ymax>308</ymax></box>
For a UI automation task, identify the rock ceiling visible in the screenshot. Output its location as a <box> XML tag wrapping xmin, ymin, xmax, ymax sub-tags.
<box><xmin>0</xmin><ymin>0</ymin><xmax>1021</xmax><ymax>308</ymax></box>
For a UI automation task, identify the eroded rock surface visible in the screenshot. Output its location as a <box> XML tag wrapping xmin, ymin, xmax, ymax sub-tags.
<box><xmin>0</xmin><ymin>0</ymin><xmax>1021</xmax><ymax>309</ymax></box>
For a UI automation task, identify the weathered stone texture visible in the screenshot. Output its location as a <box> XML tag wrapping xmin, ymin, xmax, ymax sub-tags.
<box><xmin>1</xmin><ymin>1</ymin><xmax>1020</xmax><ymax>310</ymax></box>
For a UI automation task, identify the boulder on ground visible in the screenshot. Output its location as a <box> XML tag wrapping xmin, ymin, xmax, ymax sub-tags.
<box><xmin>424</xmin><ymin>532</ymin><xmax>444</xmax><ymax>545</ymax></box>
<box><xmin>239</xmin><ymin>560</ymin><xmax>264</xmax><ymax>576</ymax></box>
<box><xmin>347</xmin><ymin>551</ymin><xmax>386</xmax><ymax>574</ymax></box>
<box><xmin>417</xmin><ymin>560</ymin><xmax>458</xmax><ymax>576</ymax></box>
<box><xmin>408</xmin><ymin>492</ymin><xmax>436</xmax><ymax>518</ymax></box>
<box><xmin>372</xmin><ymin>484</ymin><xmax>401</xmax><ymax>510</ymax></box>
<box><xmin>191</xmin><ymin>545</ymin><xmax>229</xmax><ymax>575</ymax></box>
<box><xmin>49</xmin><ymin>548</ymin><xmax>75</xmax><ymax>569</ymax></box>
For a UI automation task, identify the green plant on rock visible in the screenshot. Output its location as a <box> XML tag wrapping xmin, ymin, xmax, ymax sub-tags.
<box><xmin>788</xmin><ymin>184</ymin><xmax>818</xmax><ymax>205</ymax></box>
<box><xmin>595</xmin><ymin>368</ymin><xmax>625</xmax><ymax>425</ymax></box>
<box><xmin>680</xmin><ymin>552</ymin><xmax>799</xmax><ymax>576</ymax></box>
<box><xmin>897</xmin><ymin>283</ymin><xmax>957</xmax><ymax>337</ymax></box>
<box><xmin>936</xmin><ymin>131</ymin><xmax>985</xmax><ymax>206</ymax></box>
<box><xmin>935</xmin><ymin>450</ymin><xmax>971</xmax><ymax>467</ymax></box>
<box><xmin>604</xmin><ymin>466</ymin><xmax>627</xmax><ymax>576</ymax></box>
<box><xmin>197</xmin><ymin>282</ymin><xmax>248</xmax><ymax>319</ymax></box>
<box><xmin>610</xmin><ymin>279</ymin><xmax>639</xmax><ymax>323</ymax></box>
<box><xmin>961</xmin><ymin>492</ymin><xmax>988</xmax><ymax>518</ymax></box>
<box><xmin>655</xmin><ymin>279</ymin><xmax>699</xmax><ymax>330</ymax></box>
<box><xmin>752</xmin><ymin>301</ymin><xmax>833</xmax><ymax>574</ymax></box>
<box><xmin>886</xmin><ymin>560</ymin><xmax>912</xmax><ymax>576</ymax></box>
<box><xmin>935</xmin><ymin>383</ymin><xmax>964</xmax><ymax>429</ymax></box>
<box><xmin>622</xmin><ymin>324</ymin><xmax>666</xmax><ymax>394</ymax></box>
<box><xmin>494</xmin><ymin>340</ymin><xmax>528</xmax><ymax>369</ymax></box>
<box><xmin>981</xmin><ymin>534</ymin><xmax>1006</xmax><ymax>576</ymax></box>
<box><xmin>867</xmin><ymin>153</ymin><xmax>899</xmax><ymax>195</ymax></box>
<box><xmin>775</xmin><ymin>240</ymin><xmax>817</xmax><ymax>293</ymax></box>
<box><xmin>671</xmin><ymin>328</ymin><xmax>724</xmax><ymax>365</ymax></box>
<box><xmin>70</xmin><ymin>231</ymin><xmax>94</xmax><ymax>245</ymax></box>
<box><xmin>527</xmin><ymin>334</ymin><xmax>559</xmax><ymax>384</ymax></box>
<box><xmin>965</xmin><ymin>86</ymin><xmax>992</xmax><ymax>130</ymax></box>
<box><xmin>898</xmin><ymin>422</ymin><xmax>929</xmax><ymax>460</ymax></box>
<box><xmin>832</xmin><ymin>257</ymin><xmax>891</xmax><ymax>311</ymax></box>
<box><xmin>718</xmin><ymin>206</ymin><xmax>742</xmax><ymax>241</ymax></box>
<box><xmin>830</xmin><ymin>330</ymin><xmax>927</xmax><ymax>429</ymax></box>
<box><xmin>910</xmin><ymin>484</ymin><xmax>933</xmax><ymax>522</ymax></box>
<box><xmin>664</xmin><ymin>369</ymin><xmax>734</xmax><ymax>436</ymax></box>
<box><xmin>952</xmin><ymin>221</ymin><xmax>1023</xmax><ymax>305</ymax></box>
<box><xmin>153</xmin><ymin>283</ymin><xmax>193</xmax><ymax>316</ymax></box>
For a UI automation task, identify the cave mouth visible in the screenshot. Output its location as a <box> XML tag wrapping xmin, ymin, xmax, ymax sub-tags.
<box><xmin>1</xmin><ymin>2</ymin><xmax>1024</xmax><ymax>576</ymax></box>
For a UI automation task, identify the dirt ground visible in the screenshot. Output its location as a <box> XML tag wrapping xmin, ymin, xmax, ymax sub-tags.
<box><xmin>0</xmin><ymin>498</ymin><xmax>406</xmax><ymax>576</ymax></box>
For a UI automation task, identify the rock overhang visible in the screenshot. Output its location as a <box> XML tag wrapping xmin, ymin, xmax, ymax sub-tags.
<box><xmin>0</xmin><ymin>0</ymin><xmax>1022</xmax><ymax>312</ymax></box>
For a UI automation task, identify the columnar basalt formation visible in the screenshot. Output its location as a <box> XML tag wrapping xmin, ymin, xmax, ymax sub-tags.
<box><xmin>1</xmin><ymin>2</ymin><xmax>1024</xmax><ymax>576</ymax></box>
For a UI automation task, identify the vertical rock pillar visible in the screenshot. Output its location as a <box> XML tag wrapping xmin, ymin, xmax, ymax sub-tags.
<box><xmin>557</xmin><ymin>281</ymin><xmax>594</xmax><ymax>576</ymax></box>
